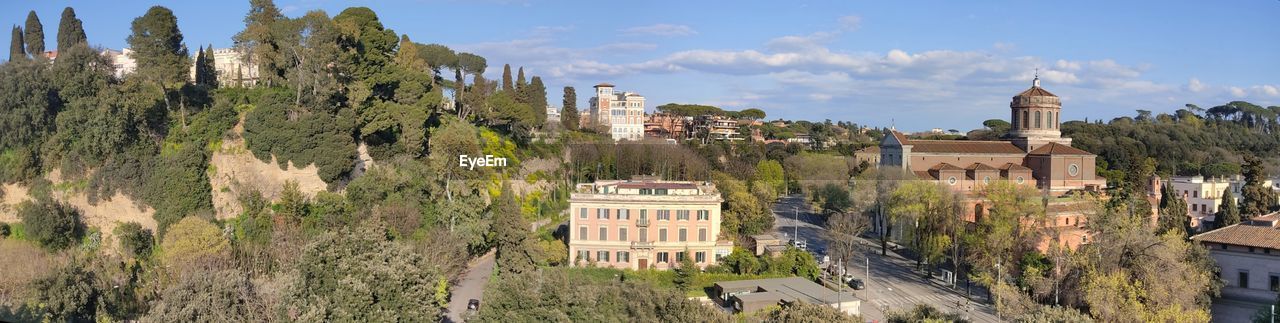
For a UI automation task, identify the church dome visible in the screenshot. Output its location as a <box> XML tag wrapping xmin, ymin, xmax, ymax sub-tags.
<box><xmin>1011</xmin><ymin>76</ymin><xmax>1060</xmax><ymax>107</ymax></box>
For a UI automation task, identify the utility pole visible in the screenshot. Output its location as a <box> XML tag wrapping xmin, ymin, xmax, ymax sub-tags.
<box><xmin>793</xmin><ymin>206</ymin><xmax>799</xmax><ymax>245</ymax></box>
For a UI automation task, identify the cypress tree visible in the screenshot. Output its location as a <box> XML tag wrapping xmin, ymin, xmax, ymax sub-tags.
<box><xmin>24</xmin><ymin>11</ymin><xmax>44</xmax><ymax>57</ymax></box>
<box><xmin>561</xmin><ymin>86</ymin><xmax>579</xmax><ymax>130</ymax></box>
<box><xmin>9</xmin><ymin>25</ymin><xmax>24</xmax><ymax>61</ymax></box>
<box><xmin>516</xmin><ymin>66</ymin><xmax>526</xmax><ymax>89</ymax></box>
<box><xmin>529</xmin><ymin>76</ymin><xmax>547</xmax><ymax>124</ymax></box>
<box><xmin>493</xmin><ymin>184</ymin><xmax>539</xmax><ymax>276</ymax></box>
<box><xmin>1241</xmin><ymin>155</ymin><xmax>1276</xmax><ymax>218</ymax></box>
<box><xmin>203</xmin><ymin>45</ymin><xmax>217</xmax><ymax>86</ymax></box>
<box><xmin>1215</xmin><ymin>188</ymin><xmax>1242</xmax><ymax>228</ymax></box>
<box><xmin>501</xmin><ymin>64</ymin><xmax>512</xmax><ymax>92</ymax></box>
<box><xmin>57</xmin><ymin>7</ymin><xmax>88</xmax><ymax>51</ymax></box>
<box><xmin>1157</xmin><ymin>183</ymin><xmax>1188</xmax><ymax>236</ymax></box>
<box><xmin>127</xmin><ymin>6</ymin><xmax>190</xmax><ymax>114</ymax></box>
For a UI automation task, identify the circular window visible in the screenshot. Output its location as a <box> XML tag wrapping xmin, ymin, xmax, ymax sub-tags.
<box><xmin>1068</xmin><ymin>164</ymin><xmax>1080</xmax><ymax>176</ymax></box>
<box><xmin>1016</xmin><ymin>176</ymin><xmax>1025</xmax><ymax>184</ymax></box>
<box><xmin>947</xmin><ymin>176</ymin><xmax>958</xmax><ymax>185</ymax></box>
<box><xmin>983</xmin><ymin>176</ymin><xmax>991</xmax><ymax>184</ymax></box>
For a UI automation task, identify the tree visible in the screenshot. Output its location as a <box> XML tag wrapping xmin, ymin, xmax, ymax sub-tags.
<box><xmin>561</xmin><ymin>86</ymin><xmax>579</xmax><ymax>130</ymax></box>
<box><xmin>673</xmin><ymin>248</ymin><xmax>699</xmax><ymax>292</ymax></box>
<box><xmin>159</xmin><ymin>216</ymin><xmax>230</xmax><ymax>270</ymax></box>
<box><xmin>127</xmin><ymin>6</ymin><xmax>190</xmax><ymax>116</ymax></box>
<box><xmin>10</xmin><ymin>25</ymin><xmax>24</xmax><ymax>61</ymax></box>
<box><xmin>826</xmin><ymin>211</ymin><xmax>869</xmax><ymax>271</ymax></box>
<box><xmin>285</xmin><ymin>10</ymin><xmax>343</xmax><ymax>110</ymax></box>
<box><xmin>115</xmin><ymin>222</ymin><xmax>154</xmax><ymax>259</ymax></box>
<box><xmin>889</xmin><ymin>181</ymin><xmax>961</xmax><ymax>274</ymax></box>
<box><xmin>516</xmin><ymin>66</ymin><xmax>527</xmax><ymax>89</ymax></box>
<box><xmin>737</xmin><ymin>108</ymin><xmax>766</xmax><ymax>120</ymax></box>
<box><xmin>765</xmin><ymin>301</ymin><xmax>859</xmax><ymax>322</ymax></box>
<box><xmin>480</xmin><ymin>268</ymin><xmax>731</xmax><ymax>322</ymax></box>
<box><xmin>286</xmin><ymin>223</ymin><xmax>446</xmax><ymax>321</ymax></box>
<box><xmin>816</xmin><ymin>183</ymin><xmax>853</xmax><ymax>215</ymax></box>
<box><xmin>19</xmin><ymin>200</ymin><xmax>84</xmax><ymax>251</ymax></box>
<box><xmin>493</xmin><ymin>184</ymin><xmax>540</xmax><ymax>276</ymax></box>
<box><xmin>143</xmin><ymin>268</ymin><xmax>267</xmax><ymax>322</ymax></box>
<box><xmin>1157</xmin><ymin>183</ymin><xmax>1189</xmax><ymax>236</ymax></box>
<box><xmin>1215</xmin><ymin>188</ymin><xmax>1241</xmax><ymax>228</ymax></box>
<box><xmin>501</xmin><ymin>63</ymin><xmax>513</xmax><ymax>92</ymax></box>
<box><xmin>1241</xmin><ymin>155</ymin><xmax>1276</xmax><ymax>218</ymax></box>
<box><xmin>233</xmin><ymin>0</ymin><xmax>287</xmax><ymax>86</ymax></box>
<box><xmin>754</xmin><ymin>160</ymin><xmax>786</xmax><ymax>196</ymax></box>
<box><xmin>983</xmin><ymin>118</ymin><xmax>1011</xmax><ymax>134</ymax></box>
<box><xmin>32</xmin><ymin>260</ymin><xmax>101</xmax><ymax>322</ymax></box>
<box><xmin>885</xmin><ymin>304</ymin><xmax>966</xmax><ymax>323</ymax></box>
<box><xmin>57</xmin><ymin>7</ymin><xmax>87</xmax><ymax>51</ymax></box>
<box><xmin>528</xmin><ymin>76</ymin><xmax>548</xmax><ymax>124</ymax></box>
<box><xmin>24</xmin><ymin>11</ymin><xmax>44</xmax><ymax>57</ymax></box>
<box><xmin>417</xmin><ymin>43</ymin><xmax>456</xmax><ymax>75</ymax></box>
<box><xmin>966</xmin><ymin>181</ymin><xmax>1045</xmax><ymax>294</ymax></box>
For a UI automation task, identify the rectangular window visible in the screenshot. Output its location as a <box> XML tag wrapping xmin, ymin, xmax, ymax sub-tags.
<box><xmin>618</xmin><ymin>209</ymin><xmax>629</xmax><ymax>220</ymax></box>
<box><xmin>579</xmin><ymin>208</ymin><xmax>587</xmax><ymax>219</ymax></box>
<box><xmin>679</xmin><ymin>228</ymin><xmax>688</xmax><ymax>242</ymax></box>
<box><xmin>699</xmin><ymin>228</ymin><xmax>708</xmax><ymax>242</ymax></box>
<box><xmin>659</xmin><ymin>229</ymin><xmax>668</xmax><ymax>242</ymax></box>
<box><xmin>657</xmin><ymin>210</ymin><xmax>670</xmax><ymax>221</ymax></box>
<box><xmin>619</xmin><ymin>228</ymin><xmax>628</xmax><ymax>242</ymax></box>
<box><xmin>617</xmin><ymin>251</ymin><xmax>630</xmax><ymax>263</ymax></box>
<box><xmin>641</xmin><ymin>209</ymin><xmax>648</xmax><ymax>219</ymax></box>
<box><xmin>597</xmin><ymin>209</ymin><xmax>609</xmax><ymax>220</ymax></box>
<box><xmin>697</xmin><ymin>210</ymin><xmax>709</xmax><ymax>220</ymax></box>
<box><xmin>657</xmin><ymin>252</ymin><xmax>669</xmax><ymax>263</ymax></box>
<box><xmin>1193</xmin><ymin>191</ymin><xmax>1199</xmax><ymax>198</ymax></box>
<box><xmin>1272</xmin><ymin>275</ymin><xmax>1280</xmax><ymax>292</ymax></box>
<box><xmin>696</xmin><ymin>252</ymin><xmax>706</xmax><ymax>263</ymax></box>
<box><xmin>677</xmin><ymin>210</ymin><xmax>690</xmax><ymax>220</ymax></box>
<box><xmin>599</xmin><ymin>227</ymin><xmax>608</xmax><ymax>241</ymax></box>
<box><xmin>676</xmin><ymin>252</ymin><xmax>686</xmax><ymax>261</ymax></box>
<box><xmin>640</xmin><ymin>228</ymin><xmax>648</xmax><ymax>242</ymax></box>
<box><xmin>598</xmin><ymin>251</ymin><xmax>610</xmax><ymax>262</ymax></box>
<box><xmin>1240</xmin><ymin>271</ymin><xmax>1250</xmax><ymax>289</ymax></box>
<box><xmin>1192</xmin><ymin>204</ymin><xmax>1198</xmax><ymax>212</ymax></box>
<box><xmin>579</xmin><ymin>226</ymin><xmax>588</xmax><ymax>240</ymax></box>
<box><xmin>577</xmin><ymin>250</ymin><xmax>589</xmax><ymax>262</ymax></box>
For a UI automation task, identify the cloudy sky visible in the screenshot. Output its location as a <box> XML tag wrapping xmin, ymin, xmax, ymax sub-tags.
<box><xmin>6</xmin><ymin>0</ymin><xmax>1278</xmax><ymax>131</ymax></box>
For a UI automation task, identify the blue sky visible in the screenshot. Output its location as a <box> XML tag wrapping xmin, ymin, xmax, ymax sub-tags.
<box><xmin>5</xmin><ymin>0</ymin><xmax>1278</xmax><ymax>131</ymax></box>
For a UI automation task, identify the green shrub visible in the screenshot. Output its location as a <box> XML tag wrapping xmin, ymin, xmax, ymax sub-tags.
<box><xmin>243</xmin><ymin>92</ymin><xmax>356</xmax><ymax>186</ymax></box>
<box><xmin>18</xmin><ymin>200</ymin><xmax>84</xmax><ymax>251</ymax></box>
<box><xmin>115</xmin><ymin>222</ymin><xmax>154</xmax><ymax>258</ymax></box>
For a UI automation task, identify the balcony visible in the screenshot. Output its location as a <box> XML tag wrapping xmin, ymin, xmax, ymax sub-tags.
<box><xmin>631</xmin><ymin>241</ymin><xmax>654</xmax><ymax>249</ymax></box>
<box><xmin>637</xmin><ymin>218</ymin><xmax>651</xmax><ymax>227</ymax></box>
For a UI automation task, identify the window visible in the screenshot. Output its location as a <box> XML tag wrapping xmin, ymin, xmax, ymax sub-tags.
<box><xmin>659</xmin><ymin>229</ymin><xmax>668</xmax><ymax>242</ymax></box>
<box><xmin>617</xmin><ymin>251</ymin><xmax>630</xmax><ymax>263</ymax></box>
<box><xmin>1068</xmin><ymin>164</ymin><xmax>1079</xmax><ymax>176</ymax></box>
<box><xmin>699</xmin><ymin>228</ymin><xmax>708</xmax><ymax>242</ymax></box>
<box><xmin>1221</xmin><ymin>243</ymin><xmax>1228</xmax><ymax>250</ymax></box>
<box><xmin>619</xmin><ymin>228</ymin><xmax>628</xmax><ymax>241</ymax></box>
<box><xmin>640</xmin><ymin>209</ymin><xmax>648</xmax><ymax>219</ymax></box>
<box><xmin>1193</xmin><ymin>191</ymin><xmax>1198</xmax><ymax>198</ymax></box>
<box><xmin>1192</xmin><ymin>204</ymin><xmax>1198</xmax><ymax>212</ymax></box>
<box><xmin>599</xmin><ymin>227</ymin><xmax>608</xmax><ymax>241</ymax></box>
<box><xmin>1250</xmin><ymin>247</ymin><xmax>1257</xmax><ymax>253</ymax></box>
<box><xmin>577</xmin><ymin>250</ymin><xmax>589</xmax><ymax>262</ymax></box>
<box><xmin>1046</xmin><ymin>111</ymin><xmax>1053</xmax><ymax>129</ymax></box>
<box><xmin>1272</xmin><ymin>274</ymin><xmax>1280</xmax><ymax>292</ymax></box>
<box><xmin>679</xmin><ymin>228</ymin><xmax>688</xmax><ymax>242</ymax></box>
<box><xmin>579</xmin><ymin>208</ymin><xmax>587</xmax><ymax>219</ymax></box>
<box><xmin>1012</xmin><ymin>111</ymin><xmax>1018</xmax><ymax>128</ymax></box>
<box><xmin>947</xmin><ymin>176</ymin><xmax>957</xmax><ymax>185</ymax></box>
<box><xmin>617</xmin><ymin>209</ymin><xmax>629</xmax><ymax>220</ymax></box>
<box><xmin>696</xmin><ymin>252</ymin><xmax>706</xmax><ymax>263</ymax></box>
<box><xmin>657</xmin><ymin>252</ymin><xmax>669</xmax><ymax>263</ymax></box>
<box><xmin>1022</xmin><ymin>111</ymin><xmax>1029</xmax><ymax>129</ymax></box>
<box><xmin>676</xmin><ymin>252</ymin><xmax>686</xmax><ymax>261</ymax></box>
<box><xmin>1240</xmin><ymin>271</ymin><xmax>1250</xmax><ymax>289</ymax></box>
<box><xmin>677</xmin><ymin>210</ymin><xmax>690</xmax><ymax>220</ymax></box>
<box><xmin>598</xmin><ymin>251</ymin><xmax>610</xmax><ymax>262</ymax></box>
<box><xmin>579</xmin><ymin>226</ymin><xmax>588</xmax><ymax>240</ymax></box>
<box><xmin>640</xmin><ymin>228</ymin><xmax>648</xmax><ymax>242</ymax></box>
<box><xmin>597</xmin><ymin>209</ymin><xmax>609</xmax><ymax>219</ymax></box>
<box><xmin>1016</xmin><ymin>176</ymin><xmax>1025</xmax><ymax>184</ymax></box>
<box><xmin>983</xmin><ymin>176</ymin><xmax>991</xmax><ymax>184</ymax></box>
<box><xmin>1034</xmin><ymin>111</ymin><xmax>1042</xmax><ymax>128</ymax></box>
<box><xmin>697</xmin><ymin>210</ymin><xmax>709</xmax><ymax>221</ymax></box>
<box><xmin>657</xmin><ymin>210</ymin><xmax>671</xmax><ymax>221</ymax></box>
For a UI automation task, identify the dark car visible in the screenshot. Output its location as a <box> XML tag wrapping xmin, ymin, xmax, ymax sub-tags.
<box><xmin>848</xmin><ymin>278</ymin><xmax>865</xmax><ymax>290</ymax></box>
<box><xmin>467</xmin><ymin>299</ymin><xmax>481</xmax><ymax>312</ymax></box>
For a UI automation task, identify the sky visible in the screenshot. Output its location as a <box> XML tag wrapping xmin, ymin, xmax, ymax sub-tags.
<box><xmin>4</xmin><ymin>0</ymin><xmax>1279</xmax><ymax>131</ymax></box>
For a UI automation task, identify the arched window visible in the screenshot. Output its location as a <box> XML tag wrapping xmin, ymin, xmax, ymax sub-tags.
<box><xmin>1011</xmin><ymin>111</ymin><xmax>1018</xmax><ymax>129</ymax></box>
<box><xmin>1022</xmin><ymin>111</ymin><xmax>1029</xmax><ymax>129</ymax></box>
<box><xmin>1034</xmin><ymin>111</ymin><xmax>1042</xmax><ymax>128</ymax></box>
<box><xmin>1047</xmin><ymin>111</ymin><xmax>1054</xmax><ymax>129</ymax></box>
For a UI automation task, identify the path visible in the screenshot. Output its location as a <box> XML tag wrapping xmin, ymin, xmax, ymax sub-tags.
<box><xmin>445</xmin><ymin>249</ymin><xmax>495</xmax><ymax>322</ymax></box>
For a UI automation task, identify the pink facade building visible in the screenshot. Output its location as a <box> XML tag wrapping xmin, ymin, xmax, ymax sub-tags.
<box><xmin>569</xmin><ymin>179</ymin><xmax>733</xmax><ymax>270</ymax></box>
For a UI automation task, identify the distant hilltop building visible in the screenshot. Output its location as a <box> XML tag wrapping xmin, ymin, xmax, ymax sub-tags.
<box><xmin>870</xmin><ymin>76</ymin><xmax>1109</xmax><ymax>250</ymax></box>
<box><xmin>590</xmin><ymin>83</ymin><xmax>646</xmax><ymax>141</ymax></box>
<box><xmin>568</xmin><ymin>178</ymin><xmax>733</xmax><ymax>270</ymax></box>
<box><xmin>103</xmin><ymin>47</ymin><xmax>259</xmax><ymax>87</ymax></box>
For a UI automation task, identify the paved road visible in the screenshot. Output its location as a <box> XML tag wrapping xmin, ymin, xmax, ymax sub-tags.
<box><xmin>444</xmin><ymin>250</ymin><xmax>495</xmax><ymax>323</ymax></box>
<box><xmin>770</xmin><ymin>195</ymin><xmax>1002</xmax><ymax>322</ymax></box>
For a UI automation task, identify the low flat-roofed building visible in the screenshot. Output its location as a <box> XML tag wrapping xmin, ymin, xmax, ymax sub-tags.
<box><xmin>713</xmin><ymin>277</ymin><xmax>859</xmax><ymax>316</ymax></box>
<box><xmin>747</xmin><ymin>234</ymin><xmax>784</xmax><ymax>256</ymax></box>
<box><xmin>1192</xmin><ymin>212</ymin><xmax>1280</xmax><ymax>303</ymax></box>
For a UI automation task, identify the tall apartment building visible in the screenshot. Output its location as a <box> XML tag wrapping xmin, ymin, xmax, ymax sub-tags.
<box><xmin>1170</xmin><ymin>175</ymin><xmax>1279</xmax><ymax>231</ymax></box>
<box><xmin>569</xmin><ymin>179</ymin><xmax>733</xmax><ymax>270</ymax></box>
<box><xmin>589</xmin><ymin>83</ymin><xmax>646</xmax><ymax>141</ymax></box>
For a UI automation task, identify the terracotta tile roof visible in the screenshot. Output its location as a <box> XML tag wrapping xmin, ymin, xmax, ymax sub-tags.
<box><xmin>890</xmin><ymin>131</ymin><xmax>910</xmax><ymax>145</ymax></box>
<box><xmin>929</xmin><ymin>163</ymin><xmax>964</xmax><ymax>171</ymax></box>
<box><xmin>1028</xmin><ymin>142</ymin><xmax>1093</xmax><ymax>156</ymax></box>
<box><xmin>908</xmin><ymin>140</ymin><xmax>1026</xmax><ymax>154</ymax></box>
<box><xmin>913</xmin><ymin>171</ymin><xmax>936</xmax><ymax>180</ymax></box>
<box><xmin>1192</xmin><ymin>221</ymin><xmax>1280</xmax><ymax>250</ymax></box>
<box><xmin>1015</xmin><ymin>86</ymin><xmax>1058</xmax><ymax>98</ymax></box>
<box><xmin>1001</xmin><ymin>163</ymin><xmax>1031</xmax><ymax>171</ymax></box>
<box><xmin>966</xmin><ymin>163</ymin><xmax>998</xmax><ymax>171</ymax></box>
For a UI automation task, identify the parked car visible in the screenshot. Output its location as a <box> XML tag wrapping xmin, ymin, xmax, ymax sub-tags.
<box><xmin>789</xmin><ymin>239</ymin><xmax>808</xmax><ymax>251</ymax></box>
<box><xmin>842</xmin><ymin>273</ymin><xmax>855</xmax><ymax>283</ymax></box>
<box><xmin>467</xmin><ymin>299</ymin><xmax>481</xmax><ymax>314</ymax></box>
<box><xmin>848</xmin><ymin>278</ymin><xmax>865</xmax><ymax>290</ymax></box>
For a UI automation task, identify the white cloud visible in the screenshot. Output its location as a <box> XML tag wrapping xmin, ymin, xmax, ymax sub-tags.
<box><xmin>1230</xmin><ymin>87</ymin><xmax>1247</xmax><ymax>97</ymax></box>
<box><xmin>1187</xmin><ymin>78</ymin><xmax>1206</xmax><ymax>92</ymax></box>
<box><xmin>620</xmin><ymin>24</ymin><xmax>697</xmax><ymax>37</ymax></box>
<box><xmin>1254</xmin><ymin>85</ymin><xmax>1280</xmax><ymax>97</ymax></box>
<box><xmin>837</xmin><ymin>15</ymin><xmax>862</xmax><ymax>31</ymax></box>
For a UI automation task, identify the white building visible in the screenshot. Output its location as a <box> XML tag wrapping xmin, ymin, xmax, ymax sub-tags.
<box><xmin>547</xmin><ymin>106</ymin><xmax>561</xmax><ymax>123</ymax></box>
<box><xmin>1170</xmin><ymin>175</ymin><xmax>1277</xmax><ymax>231</ymax></box>
<box><xmin>189</xmin><ymin>48</ymin><xmax>259</xmax><ymax>87</ymax></box>
<box><xmin>589</xmin><ymin>83</ymin><xmax>645</xmax><ymax>141</ymax></box>
<box><xmin>102</xmin><ymin>48</ymin><xmax>137</xmax><ymax>79</ymax></box>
